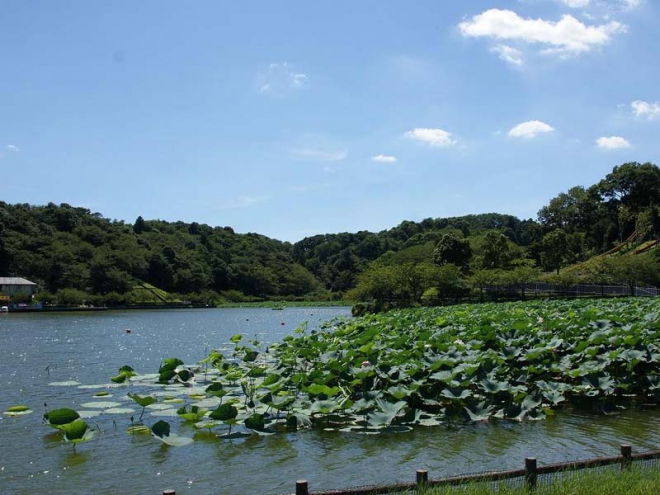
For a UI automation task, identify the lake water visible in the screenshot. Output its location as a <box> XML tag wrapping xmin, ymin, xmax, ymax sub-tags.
<box><xmin>2</xmin><ymin>307</ymin><xmax>660</xmax><ymax>495</ymax></box>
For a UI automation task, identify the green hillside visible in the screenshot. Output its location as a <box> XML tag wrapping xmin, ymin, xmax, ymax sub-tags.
<box><xmin>0</xmin><ymin>161</ymin><xmax>659</xmax><ymax>307</ymax></box>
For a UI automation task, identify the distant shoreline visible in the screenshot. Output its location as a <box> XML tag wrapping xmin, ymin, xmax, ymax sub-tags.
<box><xmin>3</xmin><ymin>301</ymin><xmax>349</xmax><ymax>313</ymax></box>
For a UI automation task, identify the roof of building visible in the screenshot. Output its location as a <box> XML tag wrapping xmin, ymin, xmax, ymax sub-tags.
<box><xmin>0</xmin><ymin>277</ymin><xmax>37</xmax><ymax>285</ymax></box>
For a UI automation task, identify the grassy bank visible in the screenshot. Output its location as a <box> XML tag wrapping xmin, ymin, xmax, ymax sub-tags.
<box><xmin>401</xmin><ymin>466</ymin><xmax>660</xmax><ymax>494</ymax></box>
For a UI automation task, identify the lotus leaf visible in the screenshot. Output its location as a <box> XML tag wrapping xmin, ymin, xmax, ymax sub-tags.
<box><xmin>160</xmin><ymin>358</ymin><xmax>184</xmax><ymax>372</ymax></box>
<box><xmin>62</xmin><ymin>419</ymin><xmax>93</xmax><ymax>442</ymax></box>
<box><xmin>4</xmin><ymin>405</ymin><xmax>33</xmax><ymax>416</ymax></box>
<box><xmin>244</xmin><ymin>413</ymin><xmax>266</xmax><ymax>431</ymax></box>
<box><xmin>128</xmin><ymin>393</ymin><xmax>157</xmax><ymax>408</ymax></box>
<box><xmin>44</xmin><ymin>408</ymin><xmax>80</xmax><ymax>427</ymax></box>
<box><xmin>127</xmin><ymin>424</ymin><xmax>151</xmax><ymax>435</ymax></box>
<box><xmin>209</xmin><ymin>403</ymin><xmax>238</xmax><ymax>421</ymax></box>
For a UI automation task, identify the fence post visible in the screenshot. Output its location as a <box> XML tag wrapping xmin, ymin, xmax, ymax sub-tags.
<box><xmin>416</xmin><ymin>469</ymin><xmax>428</xmax><ymax>489</ymax></box>
<box><xmin>525</xmin><ymin>457</ymin><xmax>537</xmax><ymax>491</ymax></box>
<box><xmin>621</xmin><ymin>445</ymin><xmax>632</xmax><ymax>471</ymax></box>
<box><xmin>296</xmin><ymin>480</ymin><xmax>309</xmax><ymax>495</ymax></box>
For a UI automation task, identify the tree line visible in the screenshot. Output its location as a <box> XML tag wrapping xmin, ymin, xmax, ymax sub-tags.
<box><xmin>0</xmin><ymin>162</ymin><xmax>658</xmax><ymax>307</ymax></box>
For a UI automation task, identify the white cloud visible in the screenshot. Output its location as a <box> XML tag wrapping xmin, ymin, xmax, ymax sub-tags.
<box><xmin>404</xmin><ymin>128</ymin><xmax>457</xmax><ymax>147</ymax></box>
<box><xmin>6</xmin><ymin>144</ymin><xmax>19</xmax><ymax>152</ymax></box>
<box><xmin>458</xmin><ymin>9</ymin><xmax>626</xmax><ymax>58</ymax></box>
<box><xmin>623</xmin><ymin>0</ymin><xmax>641</xmax><ymax>9</ymax></box>
<box><xmin>292</xmin><ymin>148</ymin><xmax>347</xmax><ymax>161</ymax></box>
<box><xmin>371</xmin><ymin>154</ymin><xmax>397</xmax><ymax>163</ymax></box>
<box><xmin>631</xmin><ymin>100</ymin><xmax>660</xmax><ymax>119</ymax></box>
<box><xmin>258</xmin><ymin>62</ymin><xmax>307</xmax><ymax>95</ymax></box>
<box><xmin>561</xmin><ymin>0</ymin><xmax>590</xmax><ymax>7</ymax></box>
<box><xmin>596</xmin><ymin>136</ymin><xmax>631</xmax><ymax>149</ymax></box>
<box><xmin>508</xmin><ymin>120</ymin><xmax>555</xmax><ymax>138</ymax></box>
<box><xmin>492</xmin><ymin>44</ymin><xmax>523</xmax><ymax>65</ymax></box>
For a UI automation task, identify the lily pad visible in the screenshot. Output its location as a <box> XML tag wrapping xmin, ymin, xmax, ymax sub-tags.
<box><xmin>127</xmin><ymin>425</ymin><xmax>151</xmax><ymax>435</ymax></box>
<box><xmin>4</xmin><ymin>405</ymin><xmax>33</xmax><ymax>416</ymax></box>
<box><xmin>79</xmin><ymin>401</ymin><xmax>122</xmax><ymax>409</ymax></box>
<box><xmin>44</xmin><ymin>408</ymin><xmax>80</xmax><ymax>426</ymax></box>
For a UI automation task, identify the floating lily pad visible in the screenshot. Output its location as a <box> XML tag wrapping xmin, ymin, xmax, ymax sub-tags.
<box><xmin>105</xmin><ymin>407</ymin><xmax>136</xmax><ymax>414</ymax></box>
<box><xmin>80</xmin><ymin>401</ymin><xmax>122</xmax><ymax>409</ymax></box>
<box><xmin>4</xmin><ymin>405</ymin><xmax>33</xmax><ymax>416</ymax></box>
<box><xmin>193</xmin><ymin>398</ymin><xmax>221</xmax><ymax>408</ymax></box>
<box><xmin>49</xmin><ymin>381</ymin><xmax>80</xmax><ymax>387</ymax></box>
<box><xmin>78</xmin><ymin>410</ymin><xmax>103</xmax><ymax>419</ymax></box>
<box><xmin>127</xmin><ymin>424</ymin><xmax>151</xmax><ymax>435</ymax></box>
<box><xmin>149</xmin><ymin>408</ymin><xmax>179</xmax><ymax>417</ymax></box>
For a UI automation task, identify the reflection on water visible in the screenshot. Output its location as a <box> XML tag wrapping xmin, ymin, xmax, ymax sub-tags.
<box><xmin>3</xmin><ymin>307</ymin><xmax>660</xmax><ymax>494</ymax></box>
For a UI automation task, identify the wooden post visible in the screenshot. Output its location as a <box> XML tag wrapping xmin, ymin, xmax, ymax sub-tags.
<box><xmin>163</xmin><ymin>491</ymin><xmax>176</xmax><ymax>495</ymax></box>
<box><xmin>296</xmin><ymin>480</ymin><xmax>309</xmax><ymax>495</ymax></box>
<box><xmin>525</xmin><ymin>457</ymin><xmax>537</xmax><ymax>491</ymax></box>
<box><xmin>621</xmin><ymin>445</ymin><xmax>632</xmax><ymax>471</ymax></box>
<box><xmin>416</xmin><ymin>469</ymin><xmax>428</xmax><ymax>488</ymax></box>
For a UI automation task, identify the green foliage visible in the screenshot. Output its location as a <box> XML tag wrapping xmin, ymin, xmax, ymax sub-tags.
<box><xmin>44</xmin><ymin>408</ymin><xmax>80</xmax><ymax>427</ymax></box>
<box><xmin>479</xmin><ymin>230</ymin><xmax>512</xmax><ymax>269</ymax></box>
<box><xmin>2</xmin><ymin>162</ymin><xmax>659</xmax><ymax>302</ymax></box>
<box><xmin>433</xmin><ymin>233</ymin><xmax>472</xmax><ymax>268</ymax></box>
<box><xmin>0</xmin><ymin>202</ymin><xmax>320</xmax><ymax>300</ymax></box>
<box><xmin>607</xmin><ymin>254</ymin><xmax>660</xmax><ymax>294</ymax></box>
<box><xmin>189</xmin><ymin>298</ymin><xmax>660</xmax><ymax>433</ymax></box>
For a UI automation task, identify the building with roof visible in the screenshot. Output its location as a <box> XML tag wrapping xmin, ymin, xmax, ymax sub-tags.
<box><xmin>0</xmin><ymin>277</ymin><xmax>37</xmax><ymax>296</ymax></box>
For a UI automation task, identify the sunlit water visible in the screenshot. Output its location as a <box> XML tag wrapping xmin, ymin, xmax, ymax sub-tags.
<box><xmin>2</xmin><ymin>307</ymin><xmax>660</xmax><ymax>495</ymax></box>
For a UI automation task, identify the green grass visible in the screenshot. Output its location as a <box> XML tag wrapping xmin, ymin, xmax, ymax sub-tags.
<box><xmin>401</xmin><ymin>466</ymin><xmax>660</xmax><ymax>495</ymax></box>
<box><xmin>130</xmin><ymin>283</ymin><xmax>182</xmax><ymax>303</ymax></box>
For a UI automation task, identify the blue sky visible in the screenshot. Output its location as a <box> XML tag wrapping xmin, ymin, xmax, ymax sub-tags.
<box><xmin>1</xmin><ymin>0</ymin><xmax>658</xmax><ymax>242</ymax></box>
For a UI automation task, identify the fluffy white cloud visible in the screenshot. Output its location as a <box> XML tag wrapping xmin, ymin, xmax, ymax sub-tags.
<box><xmin>631</xmin><ymin>100</ymin><xmax>660</xmax><ymax>119</ymax></box>
<box><xmin>458</xmin><ymin>9</ymin><xmax>625</xmax><ymax>57</ymax></box>
<box><xmin>596</xmin><ymin>136</ymin><xmax>631</xmax><ymax>149</ymax></box>
<box><xmin>492</xmin><ymin>44</ymin><xmax>523</xmax><ymax>65</ymax></box>
<box><xmin>404</xmin><ymin>128</ymin><xmax>457</xmax><ymax>147</ymax></box>
<box><xmin>561</xmin><ymin>0</ymin><xmax>590</xmax><ymax>7</ymax></box>
<box><xmin>371</xmin><ymin>154</ymin><xmax>397</xmax><ymax>163</ymax></box>
<box><xmin>6</xmin><ymin>144</ymin><xmax>19</xmax><ymax>152</ymax></box>
<box><xmin>508</xmin><ymin>120</ymin><xmax>555</xmax><ymax>138</ymax></box>
<box><xmin>258</xmin><ymin>62</ymin><xmax>307</xmax><ymax>95</ymax></box>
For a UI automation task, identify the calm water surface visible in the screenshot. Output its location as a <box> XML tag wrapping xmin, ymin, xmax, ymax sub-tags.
<box><xmin>2</xmin><ymin>307</ymin><xmax>660</xmax><ymax>495</ymax></box>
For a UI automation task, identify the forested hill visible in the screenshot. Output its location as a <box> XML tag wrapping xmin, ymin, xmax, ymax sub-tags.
<box><xmin>292</xmin><ymin>213</ymin><xmax>542</xmax><ymax>292</ymax></box>
<box><xmin>1</xmin><ymin>161</ymin><xmax>659</xmax><ymax>303</ymax></box>
<box><xmin>0</xmin><ymin>205</ymin><xmax>321</xmax><ymax>302</ymax></box>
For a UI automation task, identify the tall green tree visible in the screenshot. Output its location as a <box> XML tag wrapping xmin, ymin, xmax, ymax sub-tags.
<box><xmin>433</xmin><ymin>233</ymin><xmax>472</xmax><ymax>268</ymax></box>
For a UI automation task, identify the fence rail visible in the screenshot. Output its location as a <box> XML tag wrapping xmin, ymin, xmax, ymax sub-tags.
<box><xmin>484</xmin><ymin>282</ymin><xmax>659</xmax><ymax>298</ymax></box>
<box><xmin>159</xmin><ymin>444</ymin><xmax>660</xmax><ymax>495</ymax></box>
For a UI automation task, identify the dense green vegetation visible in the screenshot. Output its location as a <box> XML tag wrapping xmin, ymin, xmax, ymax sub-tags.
<box><xmin>0</xmin><ymin>162</ymin><xmax>658</xmax><ymax>306</ymax></box>
<box><xmin>0</xmin><ymin>203</ymin><xmax>326</xmax><ymax>305</ymax></box>
<box><xmin>29</xmin><ymin>298</ymin><xmax>660</xmax><ymax>447</ymax></box>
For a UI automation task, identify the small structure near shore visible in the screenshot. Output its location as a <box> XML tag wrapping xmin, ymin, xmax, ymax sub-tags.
<box><xmin>0</xmin><ymin>277</ymin><xmax>37</xmax><ymax>297</ymax></box>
